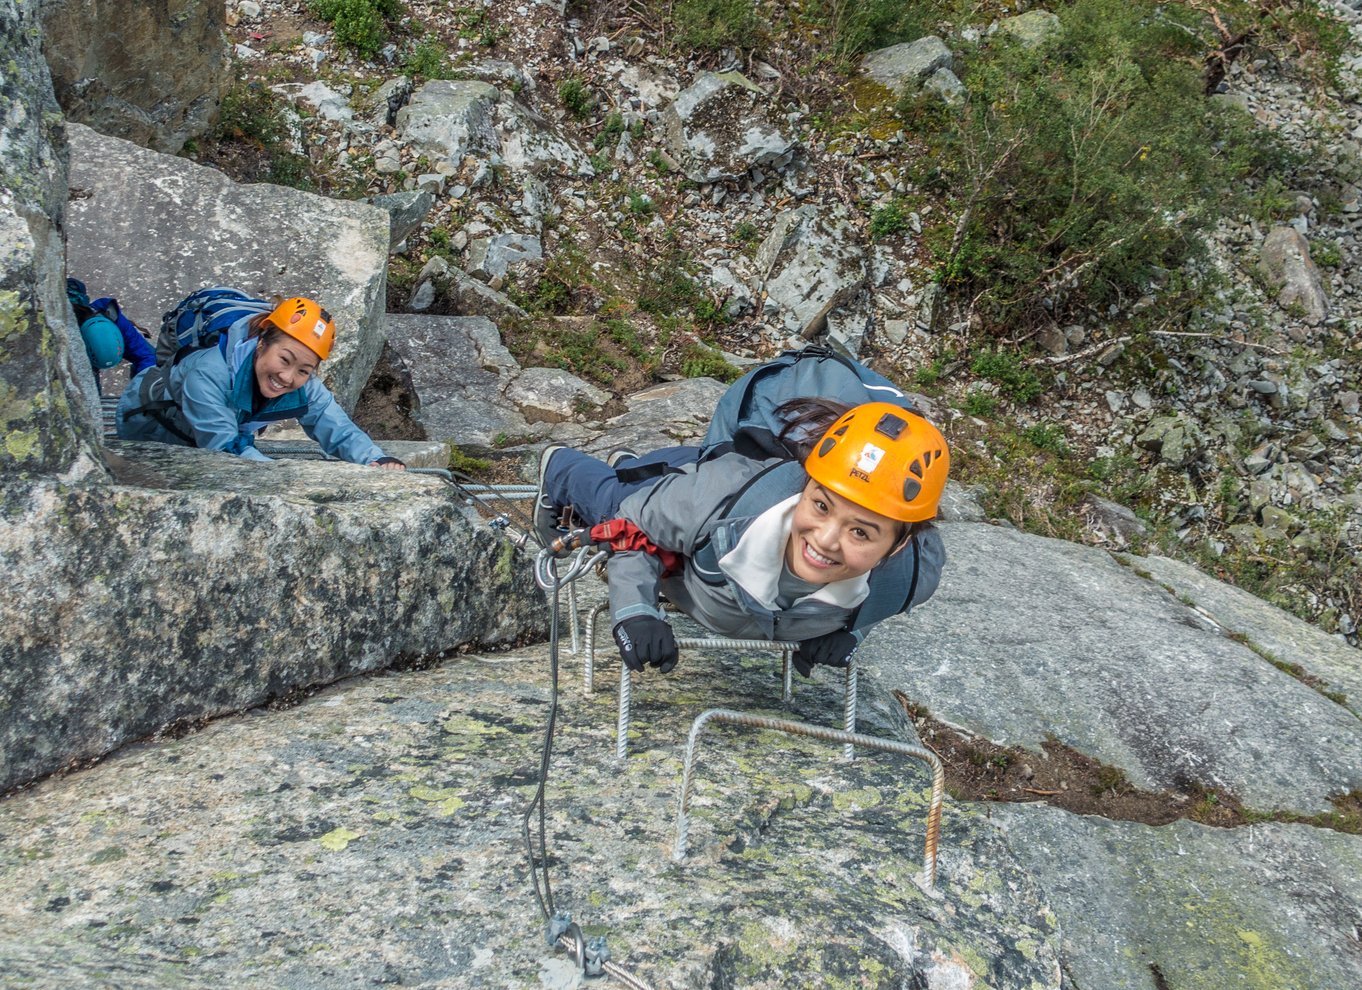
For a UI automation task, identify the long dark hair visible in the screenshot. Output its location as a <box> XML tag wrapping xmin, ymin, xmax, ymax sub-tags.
<box><xmin>776</xmin><ymin>397</ymin><xmax>853</xmax><ymax>460</ymax></box>
<box><xmin>776</xmin><ymin>397</ymin><xmax>930</xmax><ymax>546</ymax></box>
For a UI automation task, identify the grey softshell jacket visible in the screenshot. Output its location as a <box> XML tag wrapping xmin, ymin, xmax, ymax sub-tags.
<box><xmin>608</xmin><ymin>450</ymin><xmax>945</xmax><ymax>642</ymax></box>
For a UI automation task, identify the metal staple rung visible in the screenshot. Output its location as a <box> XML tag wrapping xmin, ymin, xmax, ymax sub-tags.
<box><xmin>581</xmin><ymin>600</ymin><xmax>854</xmax><ymax>762</ymax></box>
<box><xmin>673</xmin><ymin>708</ymin><xmax>944</xmax><ymax>888</ymax></box>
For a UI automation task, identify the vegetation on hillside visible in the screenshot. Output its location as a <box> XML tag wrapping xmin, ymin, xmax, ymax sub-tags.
<box><xmin>199</xmin><ymin>0</ymin><xmax>1359</xmax><ymax>635</ymax></box>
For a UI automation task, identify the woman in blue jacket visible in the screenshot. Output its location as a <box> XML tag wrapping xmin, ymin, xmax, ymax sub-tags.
<box><xmin>116</xmin><ymin>296</ymin><xmax>402</xmax><ymax>468</ymax></box>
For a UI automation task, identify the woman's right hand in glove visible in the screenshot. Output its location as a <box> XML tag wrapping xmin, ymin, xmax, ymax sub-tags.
<box><xmin>612</xmin><ymin>616</ymin><xmax>679</xmax><ymax>673</ymax></box>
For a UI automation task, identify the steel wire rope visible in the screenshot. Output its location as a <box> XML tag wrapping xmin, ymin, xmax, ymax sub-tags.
<box><xmin>520</xmin><ymin>575</ymin><xmax>562</xmax><ymax>922</ymax></box>
<box><xmin>291</xmin><ymin>452</ymin><xmax>652</xmax><ymax>987</ymax></box>
<box><xmin>523</xmin><ymin>544</ymin><xmax>657</xmax><ymax>989</ymax></box>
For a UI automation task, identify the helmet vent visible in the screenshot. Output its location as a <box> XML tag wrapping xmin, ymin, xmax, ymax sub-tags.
<box><xmin>818</xmin><ymin>437</ymin><xmax>836</xmax><ymax>457</ymax></box>
<box><xmin>909</xmin><ymin>459</ymin><xmax>924</xmax><ymax>478</ymax></box>
<box><xmin>903</xmin><ymin>478</ymin><xmax>922</xmax><ymax>501</ymax></box>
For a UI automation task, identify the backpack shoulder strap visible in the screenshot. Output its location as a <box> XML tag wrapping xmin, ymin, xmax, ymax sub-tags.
<box><xmin>691</xmin><ymin>459</ymin><xmax>806</xmax><ymax>583</ymax></box>
<box><xmin>122</xmin><ymin>365</ymin><xmax>196</xmax><ymax>444</ymax></box>
<box><xmin>851</xmin><ymin>524</ymin><xmax>945</xmax><ymax>634</ymax></box>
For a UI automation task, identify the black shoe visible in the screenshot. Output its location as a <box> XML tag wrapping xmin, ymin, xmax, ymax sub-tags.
<box><xmin>606</xmin><ymin>447</ymin><xmax>639</xmax><ymax>469</ymax></box>
<box><xmin>535</xmin><ymin>444</ymin><xmax>569</xmax><ymax>550</ymax></box>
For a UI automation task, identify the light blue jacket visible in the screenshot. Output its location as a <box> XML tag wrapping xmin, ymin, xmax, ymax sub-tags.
<box><xmin>115</xmin><ymin>317</ymin><xmax>386</xmax><ymax>465</ymax></box>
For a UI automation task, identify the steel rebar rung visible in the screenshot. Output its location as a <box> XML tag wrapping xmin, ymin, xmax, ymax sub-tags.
<box><xmin>582</xmin><ymin>599</ymin><xmax>859</xmax><ymax>759</ymax></box>
<box><xmin>673</xmin><ymin>708</ymin><xmax>944</xmax><ymax>889</ymax></box>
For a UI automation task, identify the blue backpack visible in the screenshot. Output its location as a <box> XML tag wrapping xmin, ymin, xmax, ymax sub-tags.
<box><xmin>155</xmin><ymin>287</ymin><xmax>274</xmax><ymax>368</ymax></box>
<box><xmin>701</xmin><ymin>344</ymin><xmax>922</xmax><ymax>459</ymax></box>
<box><xmin>119</xmin><ymin>287</ymin><xmax>275</xmax><ymax>444</ymax></box>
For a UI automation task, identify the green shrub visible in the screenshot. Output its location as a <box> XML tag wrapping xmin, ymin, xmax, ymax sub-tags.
<box><xmin>559</xmin><ymin>77</ymin><xmax>592</xmax><ymax>118</ymax></box>
<box><xmin>213</xmin><ymin>81</ymin><xmax>314</xmax><ymax>189</ymax></box>
<box><xmin>671</xmin><ymin>0</ymin><xmax>762</xmax><ymax>50</ymax></box>
<box><xmin>404</xmin><ymin>36</ymin><xmax>451</xmax><ymax>79</ymax></box>
<box><xmin>1023</xmin><ymin>423</ymin><xmax>1069</xmax><ymax>454</ymax></box>
<box><xmin>680</xmin><ymin>343</ymin><xmax>742</xmax><ymax>382</ymax></box>
<box><xmin>310</xmin><ymin>0</ymin><xmax>402</xmax><ymax>57</ymax></box>
<box><xmin>911</xmin><ymin>0</ymin><xmax>1298</xmax><ymax>332</ymax></box>
<box><xmin>647</xmin><ymin>149</ymin><xmax>672</xmax><ymax>174</ymax></box>
<box><xmin>826</xmin><ymin>0</ymin><xmax>937</xmax><ymax>59</ymax></box>
<box><xmin>733</xmin><ymin>221</ymin><xmax>760</xmax><ymax>244</ymax></box>
<box><xmin>599</xmin><ymin>112</ymin><xmax>626</xmax><ymax>142</ymax></box>
<box><xmin>268</xmin><ymin>152</ymin><xmax>314</xmax><ymax>191</ymax></box>
<box><xmin>638</xmin><ymin>255</ymin><xmax>702</xmax><ymax>317</ymax></box>
<box><xmin>215</xmin><ymin>82</ymin><xmax>291</xmax><ymax>145</ymax></box>
<box><xmin>971</xmin><ymin>349</ymin><xmax>1044</xmax><ymax>404</ymax></box>
<box><xmin>1313</xmin><ymin>239</ymin><xmax>1343</xmax><ymax>267</ymax></box>
<box><xmin>963</xmin><ymin>392</ymin><xmax>997</xmax><ymax>418</ymax></box>
<box><xmin>870</xmin><ymin>200</ymin><xmax>911</xmax><ymax>240</ymax></box>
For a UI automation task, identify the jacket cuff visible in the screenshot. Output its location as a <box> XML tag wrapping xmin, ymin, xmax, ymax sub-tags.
<box><xmin>612</xmin><ymin>601</ymin><xmax>666</xmax><ymax>624</ymax></box>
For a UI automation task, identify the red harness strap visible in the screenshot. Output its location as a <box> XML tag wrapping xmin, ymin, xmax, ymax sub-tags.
<box><xmin>589</xmin><ymin>519</ymin><xmax>682</xmax><ymax>577</ymax></box>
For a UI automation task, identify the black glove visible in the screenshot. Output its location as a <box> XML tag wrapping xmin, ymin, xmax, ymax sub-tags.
<box><xmin>793</xmin><ymin>630</ymin><xmax>858</xmax><ymax>678</ymax></box>
<box><xmin>613</xmin><ymin>616</ymin><xmax>679</xmax><ymax>673</ymax></box>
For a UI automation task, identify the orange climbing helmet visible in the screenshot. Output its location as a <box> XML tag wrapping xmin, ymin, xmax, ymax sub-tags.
<box><xmin>804</xmin><ymin>402</ymin><xmax>950</xmax><ymax>522</ymax></box>
<box><xmin>265</xmin><ymin>297</ymin><xmax>335</xmax><ymax>361</ymax></box>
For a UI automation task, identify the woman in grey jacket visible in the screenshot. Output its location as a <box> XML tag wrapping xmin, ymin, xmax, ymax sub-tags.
<box><xmin>536</xmin><ymin>400</ymin><xmax>949</xmax><ymax>677</ymax></box>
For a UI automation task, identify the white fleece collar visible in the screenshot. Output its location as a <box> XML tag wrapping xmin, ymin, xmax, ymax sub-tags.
<box><xmin>718</xmin><ymin>494</ymin><xmax>871</xmax><ymax>611</ymax></box>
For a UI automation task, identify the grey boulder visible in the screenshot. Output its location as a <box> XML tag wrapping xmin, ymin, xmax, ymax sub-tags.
<box><xmin>756</xmin><ymin>205</ymin><xmax>868</xmax><ymax>342</ymax></box>
<box><xmin>663</xmin><ymin>71</ymin><xmax>799</xmax><ymax>184</ymax></box>
<box><xmin>0</xmin><ymin>443</ymin><xmax>547</xmax><ymax>792</ymax></box>
<box><xmin>1260</xmin><ymin>226</ymin><xmax>1330</xmax><ymax>324</ymax></box>
<box><xmin>384</xmin><ymin>313</ymin><xmax>533</xmax><ymax>447</ymax></box>
<box><xmin>861</xmin><ymin>37</ymin><xmax>955</xmax><ymax>95</ymax></box>
<box><xmin>64</xmin><ymin>124</ymin><xmax>390</xmax><ymax>409</ymax></box>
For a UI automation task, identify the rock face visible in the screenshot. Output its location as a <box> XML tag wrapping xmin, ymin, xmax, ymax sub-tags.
<box><xmin>861</xmin><ymin>523</ymin><xmax>1362</xmax><ymax>814</ymax></box>
<box><xmin>663</xmin><ymin>71</ymin><xmax>798</xmax><ymax>184</ymax></box>
<box><xmin>40</xmin><ymin>0</ymin><xmax>230</xmax><ymax>154</ymax></box>
<box><xmin>63</xmin><ymin>124</ymin><xmax>390</xmax><ymax>408</ymax></box>
<box><xmin>991</xmin><ymin>805</ymin><xmax>1362</xmax><ymax>990</ymax></box>
<box><xmin>0</xmin><ymin>0</ymin><xmax>104</xmax><ymax>480</ymax></box>
<box><xmin>0</xmin><ymin>441</ymin><xmax>548</xmax><ymax>793</ymax></box>
<box><xmin>0</xmin><ymin>628</ymin><xmax>1063</xmax><ymax>989</ymax></box>
<box><xmin>756</xmin><ymin>205</ymin><xmax>869</xmax><ymax>345</ymax></box>
<box><xmin>1126</xmin><ymin>552</ymin><xmax>1362</xmax><ymax>718</ymax></box>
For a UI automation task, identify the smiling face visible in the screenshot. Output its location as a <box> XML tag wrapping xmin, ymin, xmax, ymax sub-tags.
<box><xmin>254</xmin><ymin>334</ymin><xmax>320</xmax><ymax>399</ymax></box>
<box><xmin>785</xmin><ymin>480</ymin><xmax>903</xmax><ymax>584</ymax></box>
